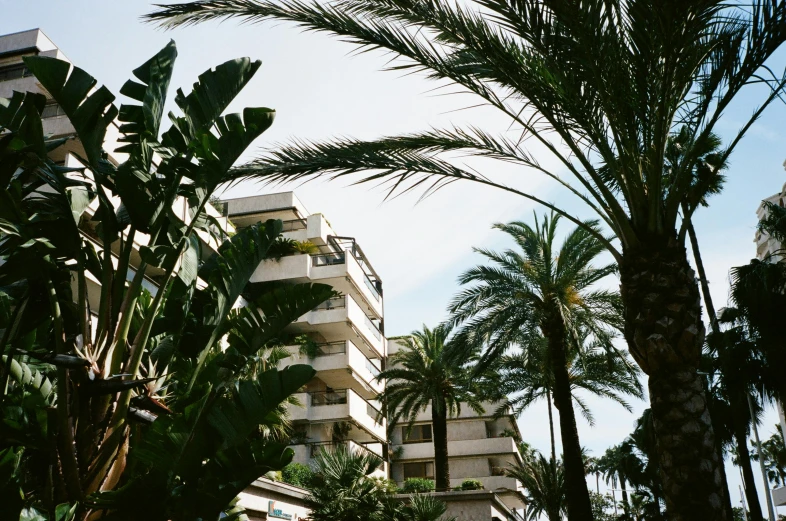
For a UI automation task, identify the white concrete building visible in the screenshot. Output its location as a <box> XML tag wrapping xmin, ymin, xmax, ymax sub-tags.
<box><xmin>755</xmin><ymin>176</ymin><xmax>786</xmax><ymax>508</ymax></box>
<box><xmin>387</xmin><ymin>339</ymin><xmax>525</xmax><ymax>511</ymax></box>
<box><xmin>222</xmin><ymin>193</ymin><xmax>388</xmax><ymax>478</ymax></box>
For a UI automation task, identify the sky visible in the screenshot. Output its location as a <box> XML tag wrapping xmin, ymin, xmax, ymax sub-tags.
<box><xmin>5</xmin><ymin>0</ymin><xmax>786</xmax><ymax>515</ymax></box>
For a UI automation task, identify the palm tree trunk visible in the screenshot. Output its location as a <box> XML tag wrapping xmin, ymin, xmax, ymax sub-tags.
<box><xmin>619</xmin><ymin>242</ymin><xmax>729</xmax><ymax>521</ymax></box>
<box><xmin>546</xmin><ymin>389</ymin><xmax>556</xmax><ymax>463</ymax></box>
<box><xmin>431</xmin><ymin>396</ymin><xmax>450</xmax><ymax>492</ymax></box>
<box><xmin>685</xmin><ymin>216</ymin><xmax>738</xmax><ymax>521</ymax></box>
<box><xmin>545</xmin><ymin>321</ymin><xmax>593</xmax><ymax>521</ymax></box>
<box><xmin>621</xmin><ymin>478</ymin><xmax>629</xmax><ymax>517</ymax></box>
<box><xmin>733</xmin><ymin>404</ymin><xmax>764</xmax><ymax>521</ymax></box>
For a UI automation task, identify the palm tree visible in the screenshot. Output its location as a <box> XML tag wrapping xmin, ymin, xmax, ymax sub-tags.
<box><xmin>447</xmin><ymin>214</ymin><xmax>623</xmax><ymax>518</ymax></box>
<box><xmin>752</xmin><ymin>426</ymin><xmax>786</xmax><ymax>487</ymax></box>
<box><xmin>377</xmin><ymin>324</ymin><xmax>482</xmax><ymax>491</ymax></box>
<box><xmin>305</xmin><ymin>448</ymin><xmax>396</xmax><ymax>521</ymax></box>
<box><xmin>506</xmin><ymin>451</ymin><xmax>566</xmax><ymax>521</ymax></box>
<box><xmin>305</xmin><ymin>447</ymin><xmax>455</xmax><ymax>521</ymax></box>
<box><xmin>494</xmin><ymin>329</ymin><xmax>643</xmax><ymax>463</ymax></box>
<box><xmin>148</xmin><ymin>4</ymin><xmax>786</xmax><ymax>516</ymax></box>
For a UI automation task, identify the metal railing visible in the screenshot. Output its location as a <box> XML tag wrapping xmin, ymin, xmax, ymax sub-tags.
<box><xmin>307</xmin><ymin>441</ymin><xmax>384</xmax><ymax>460</ymax></box>
<box><xmin>364</xmin><ymin>315</ymin><xmax>382</xmax><ymax>340</ymax></box>
<box><xmin>363</xmin><ymin>273</ymin><xmax>381</xmax><ymax>301</ymax></box>
<box><xmin>313</xmin><ymin>341</ymin><xmax>347</xmax><ymax>357</ymax></box>
<box><xmin>311</xmin><ymin>252</ymin><xmax>346</xmax><ymax>266</ymax></box>
<box><xmin>365</xmin><ymin>358</ymin><xmax>382</xmax><ymax>378</ymax></box>
<box><xmin>366</xmin><ymin>401</ymin><xmax>384</xmax><ymax>426</ymax></box>
<box><xmin>309</xmin><ymin>390</ymin><xmax>348</xmax><ymax>406</ymax></box>
<box><xmin>312</xmin><ymin>296</ymin><xmax>346</xmax><ymax>311</ymax></box>
<box><xmin>281</xmin><ymin>218</ymin><xmax>307</xmax><ymax>232</ymax></box>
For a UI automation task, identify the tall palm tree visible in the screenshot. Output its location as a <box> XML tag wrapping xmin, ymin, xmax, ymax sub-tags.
<box><xmin>377</xmin><ymin>324</ymin><xmax>482</xmax><ymax>491</ymax></box>
<box><xmin>148</xmin><ymin>3</ymin><xmax>786</xmax><ymax>517</ymax></box>
<box><xmin>506</xmin><ymin>451</ymin><xmax>566</xmax><ymax>521</ymax></box>
<box><xmin>495</xmin><ymin>329</ymin><xmax>643</xmax><ymax>462</ymax></box>
<box><xmin>446</xmin><ymin>213</ymin><xmax>622</xmax><ymax>518</ymax></box>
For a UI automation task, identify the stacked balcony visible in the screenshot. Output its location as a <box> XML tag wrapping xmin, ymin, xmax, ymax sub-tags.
<box><xmin>289</xmin><ymin>388</ymin><xmax>386</xmax><ymax>441</ymax></box>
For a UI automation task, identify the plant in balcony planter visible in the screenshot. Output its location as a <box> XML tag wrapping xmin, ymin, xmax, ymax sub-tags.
<box><xmin>0</xmin><ymin>42</ymin><xmax>335</xmax><ymax>520</ymax></box>
<box><xmin>401</xmin><ymin>478</ymin><xmax>435</xmax><ymax>494</ymax></box>
<box><xmin>458</xmin><ymin>479</ymin><xmax>484</xmax><ymax>491</ymax></box>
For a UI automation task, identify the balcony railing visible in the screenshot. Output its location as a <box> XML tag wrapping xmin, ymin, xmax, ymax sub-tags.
<box><xmin>363</xmin><ymin>273</ymin><xmax>381</xmax><ymax>301</ymax></box>
<box><xmin>364</xmin><ymin>315</ymin><xmax>382</xmax><ymax>340</ymax></box>
<box><xmin>366</xmin><ymin>401</ymin><xmax>383</xmax><ymax>426</ymax></box>
<box><xmin>309</xmin><ymin>390</ymin><xmax>348</xmax><ymax>406</ymax></box>
<box><xmin>311</xmin><ymin>252</ymin><xmax>346</xmax><ymax>266</ymax></box>
<box><xmin>312</xmin><ymin>296</ymin><xmax>346</xmax><ymax>311</ymax></box>
<box><xmin>365</xmin><ymin>358</ymin><xmax>381</xmax><ymax>378</ymax></box>
<box><xmin>307</xmin><ymin>441</ymin><xmax>383</xmax><ymax>460</ymax></box>
<box><xmin>282</xmin><ymin>218</ymin><xmax>307</xmax><ymax>232</ymax></box>
<box><xmin>315</xmin><ymin>341</ymin><xmax>347</xmax><ymax>356</ymax></box>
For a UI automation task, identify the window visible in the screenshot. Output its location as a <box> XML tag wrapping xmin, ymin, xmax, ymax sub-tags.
<box><xmin>0</xmin><ymin>64</ymin><xmax>33</xmax><ymax>81</ymax></box>
<box><xmin>403</xmin><ymin>461</ymin><xmax>434</xmax><ymax>480</ymax></box>
<box><xmin>403</xmin><ymin>424</ymin><xmax>432</xmax><ymax>444</ymax></box>
<box><xmin>41</xmin><ymin>103</ymin><xmax>67</xmax><ymax>118</ymax></box>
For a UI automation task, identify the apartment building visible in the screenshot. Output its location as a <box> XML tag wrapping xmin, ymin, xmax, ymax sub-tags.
<box><xmin>387</xmin><ymin>339</ymin><xmax>525</xmax><ymax>511</ymax></box>
<box><xmin>221</xmin><ymin>193</ymin><xmax>389</xmax><ymax>478</ymax></box>
<box><xmin>754</xmin><ymin>177</ymin><xmax>786</xmax><ymax>508</ymax></box>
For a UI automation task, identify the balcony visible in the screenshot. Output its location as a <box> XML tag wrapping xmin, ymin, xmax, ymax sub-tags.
<box><xmin>397</xmin><ymin>437</ymin><xmax>520</xmax><ymax>461</ymax></box>
<box><xmin>283</xmin><ymin>340</ymin><xmax>383</xmax><ymax>398</ymax></box>
<box><xmin>289</xmin><ymin>388</ymin><xmax>386</xmax><ymax>440</ymax></box>
<box><xmin>250</xmin><ymin>251</ymin><xmax>383</xmax><ymax>318</ymax></box>
<box><xmin>287</xmin><ymin>295</ymin><xmax>385</xmax><ymax>358</ymax></box>
<box><xmin>289</xmin><ymin>440</ymin><xmax>387</xmax><ymax>479</ymax></box>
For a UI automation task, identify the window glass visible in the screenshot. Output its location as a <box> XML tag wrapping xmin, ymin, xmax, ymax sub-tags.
<box><xmin>403</xmin><ymin>461</ymin><xmax>434</xmax><ymax>479</ymax></box>
<box><xmin>403</xmin><ymin>424</ymin><xmax>432</xmax><ymax>443</ymax></box>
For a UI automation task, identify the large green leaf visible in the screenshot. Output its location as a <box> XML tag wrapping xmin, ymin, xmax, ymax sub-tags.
<box><xmin>226</xmin><ymin>282</ymin><xmax>336</xmax><ymax>361</ymax></box>
<box><xmin>117</xmin><ymin>41</ymin><xmax>177</xmax><ymax>154</ymax></box>
<box><xmin>161</xmin><ymin>57</ymin><xmax>262</xmax><ymax>150</ymax></box>
<box><xmin>23</xmin><ymin>56</ymin><xmax>118</xmax><ymax>168</ymax></box>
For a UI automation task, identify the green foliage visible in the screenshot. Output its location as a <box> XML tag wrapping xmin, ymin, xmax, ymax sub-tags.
<box><xmin>0</xmin><ymin>41</ymin><xmax>332</xmax><ymax>520</ymax></box>
<box><xmin>147</xmin><ymin>3</ymin><xmax>786</xmax><ymax>514</ymax></box>
<box><xmin>457</xmin><ymin>479</ymin><xmax>483</xmax><ymax>491</ymax></box>
<box><xmin>588</xmin><ymin>492</ymin><xmax>616</xmax><ymax>521</ymax></box>
<box><xmin>281</xmin><ymin>462</ymin><xmax>314</xmax><ymax>488</ymax></box>
<box><xmin>302</xmin><ymin>449</ymin><xmax>451</xmax><ymax>521</ymax></box>
<box><xmin>292</xmin><ymin>240</ymin><xmax>319</xmax><ymax>254</ymax></box>
<box><xmin>506</xmin><ymin>452</ymin><xmax>565</xmax><ymax>521</ymax></box>
<box><xmin>400</xmin><ymin>478</ymin><xmax>435</xmax><ymax>493</ymax></box>
<box><xmin>400</xmin><ymin>494</ymin><xmax>456</xmax><ymax>521</ymax></box>
<box><xmin>296</xmin><ymin>334</ymin><xmax>321</xmax><ymax>358</ymax></box>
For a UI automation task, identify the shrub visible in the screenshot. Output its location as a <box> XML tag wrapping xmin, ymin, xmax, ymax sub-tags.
<box><xmin>281</xmin><ymin>463</ymin><xmax>314</xmax><ymax>488</ymax></box>
<box><xmin>459</xmin><ymin>479</ymin><xmax>484</xmax><ymax>491</ymax></box>
<box><xmin>400</xmin><ymin>478</ymin><xmax>435</xmax><ymax>493</ymax></box>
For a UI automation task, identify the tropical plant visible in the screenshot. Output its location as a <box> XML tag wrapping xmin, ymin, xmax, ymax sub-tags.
<box><xmin>448</xmin><ymin>214</ymin><xmax>625</xmax><ymax>517</ymax></box>
<box><xmin>304</xmin><ymin>448</ymin><xmax>451</xmax><ymax>521</ymax></box>
<box><xmin>0</xmin><ymin>43</ymin><xmax>334</xmax><ymax>520</ymax></box>
<box><xmin>281</xmin><ymin>462</ymin><xmax>315</xmax><ymax>488</ymax></box>
<box><xmin>457</xmin><ymin>479</ymin><xmax>483</xmax><ymax>491</ymax></box>
<box><xmin>377</xmin><ymin>324</ymin><xmax>483</xmax><ymax>491</ymax></box>
<box><xmin>493</xmin><ymin>328</ymin><xmax>642</xmax><ymax>463</ymax></box>
<box><xmin>148</xmin><ymin>2</ymin><xmax>786</xmax><ymax>517</ymax></box>
<box><xmin>506</xmin><ymin>451</ymin><xmax>565</xmax><ymax>521</ymax></box>
<box><xmin>588</xmin><ymin>492</ymin><xmax>616</xmax><ymax>521</ymax></box>
<box><xmin>304</xmin><ymin>448</ymin><xmax>396</xmax><ymax>521</ymax></box>
<box><xmin>401</xmin><ymin>478</ymin><xmax>436</xmax><ymax>493</ymax></box>
<box><xmin>752</xmin><ymin>426</ymin><xmax>786</xmax><ymax>487</ymax></box>
<box><xmin>704</xmin><ymin>309</ymin><xmax>780</xmax><ymax>521</ymax></box>
<box><xmin>399</xmin><ymin>494</ymin><xmax>456</xmax><ymax>521</ymax></box>
<box><xmin>600</xmin><ymin>410</ymin><xmax>666</xmax><ymax>520</ymax></box>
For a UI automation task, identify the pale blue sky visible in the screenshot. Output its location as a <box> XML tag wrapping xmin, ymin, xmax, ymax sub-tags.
<box><xmin>5</xmin><ymin>1</ymin><xmax>786</xmax><ymax>515</ymax></box>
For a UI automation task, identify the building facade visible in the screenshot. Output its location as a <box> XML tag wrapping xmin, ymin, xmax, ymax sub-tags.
<box><xmin>222</xmin><ymin>193</ymin><xmax>389</xmax><ymax>477</ymax></box>
<box><xmin>387</xmin><ymin>339</ymin><xmax>526</xmax><ymax>511</ymax></box>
